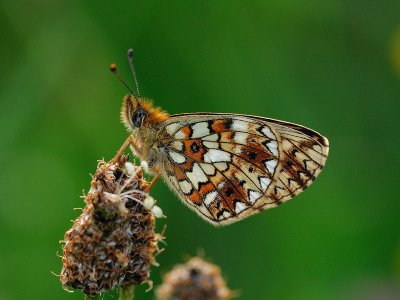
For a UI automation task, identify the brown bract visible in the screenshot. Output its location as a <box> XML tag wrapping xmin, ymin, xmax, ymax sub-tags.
<box><xmin>60</xmin><ymin>155</ymin><xmax>163</xmax><ymax>295</ymax></box>
<box><xmin>156</xmin><ymin>257</ymin><xmax>234</xmax><ymax>300</ymax></box>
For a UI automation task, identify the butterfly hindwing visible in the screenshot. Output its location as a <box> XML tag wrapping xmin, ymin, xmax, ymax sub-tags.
<box><xmin>160</xmin><ymin>113</ymin><xmax>329</xmax><ymax>226</ymax></box>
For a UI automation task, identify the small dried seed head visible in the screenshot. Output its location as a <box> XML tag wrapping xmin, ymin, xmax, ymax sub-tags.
<box><xmin>143</xmin><ymin>196</ymin><xmax>156</xmax><ymax>210</ymax></box>
<box><xmin>140</xmin><ymin>160</ymin><xmax>149</xmax><ymax>173</ymax></box>
<box><xmin>151</xmin><ymin>205</ymin><xmax>165</xmax><ymax>219</ymax></box>
<box><xmin>156</xmin><ymin>257</ymin><xmax>233</xmax><ymax>300</ymax></box>
<box><xmin>60</xmin><ymin>155</ymin><xmax>164</xmax><ymax>295</ymax></box>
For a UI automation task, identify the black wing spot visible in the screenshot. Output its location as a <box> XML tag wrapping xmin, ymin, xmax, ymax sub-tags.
<box><xmin>248</xmin><ymin>151</ymin><xmax>257</xmax><ymax>160</ymax></box>
<box><xmin>190</xmin><ymin>141</ymin><xmax>200</xmax><ymax>153</ymax></box>
<box><xmin>217</xmin><ymin>208</ymin><xmax>231</xmax><ymax>219</ymax></box>
<box><xmin>225</xmin><ymin>187</ymin><xmax>234</xmax><ymax>197</ymax></box>
<box><xmin>224</xmin><ymin>119</ymin><xmax>233</xmax><ymax>129</ymax></box>
<box><xmin>207</xmin><ymin>120</ymin><xmax>216</xmax><ymax>134</ymax></box>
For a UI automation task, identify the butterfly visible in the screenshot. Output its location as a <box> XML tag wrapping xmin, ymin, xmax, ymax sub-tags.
<box><xmin>111</xmin><ymin>50</ymin><xmax>329</xmax><ymax>226</ymax></box>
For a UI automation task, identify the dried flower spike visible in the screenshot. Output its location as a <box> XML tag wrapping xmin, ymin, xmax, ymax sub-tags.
<box><xmin>60</xmin><ymin>155</ymin><xmax>164</xmax><ymax>295</ymax></box>
<box><xmin>156</xmin><ymin>257</ymin><xmax>234</xmax><ymax>300</ymax></box>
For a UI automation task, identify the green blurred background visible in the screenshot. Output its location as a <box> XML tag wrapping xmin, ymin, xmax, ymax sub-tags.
<box><xmin>1</xmin><ymin>1</ymin><xmax>400</xmax><ymax>299</ymax></box>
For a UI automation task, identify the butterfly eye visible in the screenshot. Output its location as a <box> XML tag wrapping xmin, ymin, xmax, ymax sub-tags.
<box><xmin>132</xmin><ymin>109</ymin><xmax>147</xmax><ymax>127</ymax></box>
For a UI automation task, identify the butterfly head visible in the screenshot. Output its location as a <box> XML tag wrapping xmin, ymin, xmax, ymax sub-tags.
<box><xmin>121</xmin><ymin>95</ymin><xmax>169</xmax><ymax>132</ymax></box>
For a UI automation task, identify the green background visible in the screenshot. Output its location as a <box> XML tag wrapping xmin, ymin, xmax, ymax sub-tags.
<box><xmin>1</xmin><ymin>1</ymin><xmax>400</xmax><ymax>299</ymax></box>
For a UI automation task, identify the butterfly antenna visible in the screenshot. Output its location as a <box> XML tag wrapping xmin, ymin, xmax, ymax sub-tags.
<box><xmin>127</xmin><ymin>49</ymin><xmax>141</xmax><ymax>99</ymax></box>
<box><xmin>109</xmin><ymin>63</ymin><xmax>138</xmax><ymax>103</ymax></box>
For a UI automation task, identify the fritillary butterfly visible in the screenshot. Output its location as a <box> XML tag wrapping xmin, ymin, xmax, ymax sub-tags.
<box><xmin>112</xmin><ymin>50</ymin><xmax>329</xmax><ymax>226</ymax></box>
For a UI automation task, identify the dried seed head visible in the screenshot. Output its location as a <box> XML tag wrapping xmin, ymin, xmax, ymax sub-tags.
<box><xmin>60</xmin><ymin>155</ymin><xmax>164</xmax><ymax>295</ymax></box>
<box><xmin>156</xmin><ymin>257</ymin><xmax>234</xmax><ymax>300</ymax></box>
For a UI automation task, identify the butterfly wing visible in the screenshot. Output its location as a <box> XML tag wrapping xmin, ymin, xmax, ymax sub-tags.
<box><xmin>159</xmin><ymin>113</ymin><xmax>329</xmax><ymax>226</ymax></box>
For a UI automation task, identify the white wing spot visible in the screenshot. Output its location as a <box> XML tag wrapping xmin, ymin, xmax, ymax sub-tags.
<box><xmin>217</xmin><ymin>181</ymin><xmax>226</xmax><ymax>189</ymax></box>
<box><xmin>187</xmin><ymin>163</ymin><xmax>208</xmax><ymax>190</ymax></box>
<box><xmin>266</xmin><ymin>140</ymin><xmax>279</xmax><ymax>156</ymax></box>
<box><xmin>265</xmin><ymin>159</ymin><xmax>278</xmax><ymax>175</ymax></box>
<box><xmin>169</xmin><ymin>151</ymin><xmax>186</xmax><ymax>164</ymax></box>
<box><xmin>231</xmin><ymin>120</ymin><xmax>248</xmax><ymax>131</ymax></box>
<box><xmin>214</xmin><ymin>162</ymin><xmax>228</xmax><ymax>171</ymax></box>
<box><xmin>235</xmin><ymin>201</ymin><xmax>247</xmax><ymax>214</ymax></box>
<box><xmin>259</xmin><ymin>177</ymin><xmax>271</xmax><ymax>191</ymax></box>
<box><xmin>165</xmin><ymin>123</ymin><xmax>181</xmax><ymax>135</ymax></box>
<box><xmin>191</xmin><ymin>122</ymin><xmax>210</xmax><ymax>138</ymax></box>
<box><xmin>204</xmin><ymin>191</ymin><xmax>218</xmax><ymax>206</ymax></box>
<box><xmin>204</xmin><ymin>149</ymin><xmax>231</xmax><ymax>163</ymax></box>
<box><xmin>203</xmin><ymin>141</ymin><xmax>219</xmax><ymax>149</ymax></box>
<box><xmin>200</xmin><ymin>163</ymin><xmax>216</xmax><ymax>175</ymax></box>
<box><xmin>313</xmin><ymin>143</ymin><xmax>322</xmax><ymax>151</ymax></box>
<box><xmin>249</xmin><ymin>190</ymin><xmax>261</xmax><ymax>204</ymax></box>
<box><xmin>202</xmin><ymin>134</ymin><xmax>219</xmax><ymax>141</ymax></box>
<box><xmin>232</xmin><ymin>145</ymin><xmax>243</xmax><ymax>154</ymax></box>
<box><xmin>219</xmin><ymin>210</ymin><xmax>232</xmax><ymax>220</ymax></box>
<box><xmin>261</xmin><ymin>126</ymin><xmax>275</xmax><ymax>139</ymax></box>
<box><xmin>233</xmin><ymin>132</ymin><xmax>249</xmax><ymax>144</ymax></box>
<box><xmin>175</xmin><ymin>130</ymin><xmax>187</xmax><ymax>139</ymax></box>
<box><xmin>179</xmin><ymin>180</ymin><xmax>192</xmax><ymax>194</ymax></box>
<box><xmin>299</xmin><ymin>172</ymin><xmax>309</xmax><ymax>181</ymax></box>
<box><xmin>172</xmin><ymin>141</ymin><xmax>184</xmax><ymax>151</ymax></box>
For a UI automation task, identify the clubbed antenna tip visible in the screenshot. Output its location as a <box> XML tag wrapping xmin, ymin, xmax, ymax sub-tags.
<box><xmin>127</xmin><ymin>48</ymin><xmax>134</xmax><ymax>59</ymax></box>
<box><xmin>109</xmin><ymin>63</ymin><xmax>136</xmax><ymax>97</ymax></box>
<box><xmin>110</xmin><ymin>63</ymin><xmax>117</xmax><ymax>73</ymax></box>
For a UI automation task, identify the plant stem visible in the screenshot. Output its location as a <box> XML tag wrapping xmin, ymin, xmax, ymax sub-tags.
<box><xmin>119</xmin><ymin>285</ymin><xmax>135</xmax><ymax>300</ymax></box>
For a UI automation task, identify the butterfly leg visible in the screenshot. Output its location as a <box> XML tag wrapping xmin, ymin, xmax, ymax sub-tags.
<box><xmin>145</xmin><ymin>169</ymin><xmax>161</xmax><ymax>192</ymax></box>
<box><xmin>112</xmin><ymin>135</ymin><xmax>160</xmax><ymax>190</ymax></box>
<box><xmin>111</xmin><ymin>135</ymin><xmax>141</xmax><ymax>162</ymax></box>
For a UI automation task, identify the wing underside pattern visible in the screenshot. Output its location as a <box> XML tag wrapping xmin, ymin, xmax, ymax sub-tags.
<box><xmin>160</xmin><ymin>114</ymin><xmax>329</xmax><ymax>225</ymax></box>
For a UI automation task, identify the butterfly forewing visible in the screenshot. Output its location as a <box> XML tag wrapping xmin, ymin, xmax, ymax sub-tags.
<box><xmin>159</xmin><ymin>113</ymin><xmax>329</xmax><ymax>226</ymax></box>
